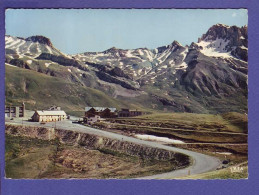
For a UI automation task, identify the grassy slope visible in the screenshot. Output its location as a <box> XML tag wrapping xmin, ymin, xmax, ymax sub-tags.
<box><xmin>175</xmin><ymin>163</ymin><xmax>248</xmax><ymax>179</ymax></box>
<box><xmin>105</xmin><ymin>113</ymin><xmax>247</xmax><ymax>179</ymax></box>
<box><xmin>5</xmin><ymin>134</ymin><xmax>183</xmax><ymax>179</ymax></box>
<box><xmin>135</xmin><ymin>112</ymin><xmax>248</xmax><ymax>133</ymax></box>
<box><xmin>102</xmin><ymin>112</ymin><xmax>247</xmax><ymax>146</ymax></box>
<box><xmin>5</xmin><ymin>65</ymin><xmax>129</xmax><ymax>115</ymax></box>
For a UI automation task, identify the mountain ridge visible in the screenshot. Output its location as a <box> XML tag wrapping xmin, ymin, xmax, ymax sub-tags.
<box><xmin>5</xmin><ymin>24</ymin><xmax>248</xmax><ymax>114</ymax></box>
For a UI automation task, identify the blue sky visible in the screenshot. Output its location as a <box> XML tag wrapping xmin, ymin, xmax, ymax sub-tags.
<box><xmin>5</xmin><ymin>9</ymin><xmax>248</xmax><ymax>54</ymax></box>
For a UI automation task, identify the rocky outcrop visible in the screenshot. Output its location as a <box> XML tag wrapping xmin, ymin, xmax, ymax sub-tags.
<box><xmin>5</xmin><ymin>124</ymin><xmax>56</xmax><ymax>140</ymax></box>
<box><xmin>5</xmin><ymin>48</ymin><xmax>17</xmax><ymax>55</ymax></box>
<box><xmin>5</xmin><ymin>124</ymin><xmax>190</xmax><ymax>164</ymax></box>
<box><xmin>56</xmin><ymin>129</ymin><xmax>183</xmax><ymax>161</ymax></box>
<box><xmin>26</xmin><ymin>36</ymin><xmax>53</xmax><ymax>47</ymax></box>
<box><xmin>151</xmin><ymin>94</ymin><xmax>192</xmax><ymax>112</ymax></box>
<box><xmin>201</xmin><ymin>24</ymin><xmax>247</xmax><ymax>48</ymax></box>
<box><xmin>109</xmin><ymin>67</ymin><xmax>132</xmax><ymax>80</ymax></box>
<box><xmin>95</xmin><ymin>71</ymin><xmax>137</xmax><ymax>90</ymax></box>
<box><xmin>37</xmin><ymin>53</ymin><xmax>80</xmax><ymax>67</ymax></box>
<box><xmin>87</xmin><ymin>62</ymin><xmax>132</xmax><ymax>80</ymax></box>
<box><xmin>156</xmin><ymin>41</ymin><xmax>184</xmax><ymax>53</ymax></box>
<box><xmin>9</xmin><ymin>59</ymin><xmax>31</xmax><ymax>69</ymax></box>
<box><xmin>231</xmin><ymin>46</ymin><xmax>248</xmax><ymax>62</ymax></box>
<box><xmin>36</xmin><ymin>53</ymin><xmax>88</xmax><ymax>72</ymax></box>
<box><xmin>200</xmin><ymin>24</ymin><xmax>248</xmax><ymax>61</ymax></box>
<box><xmin>103</xmin><ymin>47</ymin><xmax>125</xmax><ymax>56</ymax></box>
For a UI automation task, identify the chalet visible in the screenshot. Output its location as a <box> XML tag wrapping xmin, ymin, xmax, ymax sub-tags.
<box><xmin>5</xmin><ymin>103</ymin><xmax>25</xmax><ymax>118</ymax></box>
<box><xmin>118</xmin><ymin>108</ymin><xmax>143</xmax><ymax>117</ymax></box>
<box><xmin>118</xmin><ymin>108</ymin><xmax>130</xmax><ymax>117</ymax></box>
<box><xmin>85</xmin><ymin>107</ymin><xmax>117</xmax><ymax>118</ymax></box>
<box><xmin>31</xmin><ymin>110</ymin><xmax>67</xmax><ymax>122</ymax></box>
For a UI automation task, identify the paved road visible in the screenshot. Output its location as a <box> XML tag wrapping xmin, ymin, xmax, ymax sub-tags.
<box><xmin>6</xmin><ymin>119</ymin><xmax>222</xmax><ymax>179</ymax></box>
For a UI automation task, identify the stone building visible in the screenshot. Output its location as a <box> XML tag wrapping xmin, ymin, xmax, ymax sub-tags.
<box><xmin>31</xmin><ymin>110</ymin><xmax>67</xmax><ymax>122</ymax></box>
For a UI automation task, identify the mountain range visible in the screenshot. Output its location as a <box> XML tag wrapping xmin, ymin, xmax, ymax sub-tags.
<box><xmin>5</xmin><ymin>23</ymin><xmax>248</xmax><ymax>114</ymax></box>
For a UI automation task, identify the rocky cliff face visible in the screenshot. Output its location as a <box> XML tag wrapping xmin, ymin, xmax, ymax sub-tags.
<box><xmin>36</xmin><ymin>53</ymin><xmax>82</xmax><ymax>67</ymax></box>
<box><xmin>56</xmin><ymin>129</ymin><xmax>180</xmax><ymax>161</ymax></box>
<box><xmin>200</xmin><ymin>24</ymin><xmax>247</xmax><ymax>48</ymax></box>
<box><xmin>198</xmin><ymin>24</ymin><xmax>248</xmax><ymax>61</ymax></box>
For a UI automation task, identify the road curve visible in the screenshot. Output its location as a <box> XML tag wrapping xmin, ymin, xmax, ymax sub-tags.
<box><xmin>6</xmin><ymin>120</ymin><xmax>222</xmax><ymax>179</ymax></box>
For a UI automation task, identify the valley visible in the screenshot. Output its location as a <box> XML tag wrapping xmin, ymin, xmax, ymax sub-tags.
<box><xmin>4</xmin><ymin>23</ymin><xmax>248</xmax><ymax>179</ymax></box>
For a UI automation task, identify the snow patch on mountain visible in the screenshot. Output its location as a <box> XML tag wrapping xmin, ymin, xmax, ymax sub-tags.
<box><xmin>161</xmin><ymin>65</ymin><xmax>168</xmax><ymax>69</ymax></box>
<box><xmin>197</xmin><ymin>38</ymin><xmax>232</xmax><ymax>58</ymax></box>
<box><xmin>27</xmin><ymin>60</ymin><xmax>32</xmax><ymax>65</ymax></box>
<box><xmin>175</xmin><ymin>62</ymin><xmax>188</xmax><ymax>70</ymax></box>
<box><xmin>125</xmin><ymin>50</ymin><xmax>134</xmax><ymax>58</ymax></box>
<box><xmin>138</xmin><ymin>49</ymin><xmax>144</xmax><ymax>56</ymax></box>
<box><xmin>144</xmin><ymin>50</ymin><xmax>154</xmax><ymax>61</ymax></box>
<box><xmin>5</xmin><ymin>63</ymin><xmax>18</xmax><ymax>68</ymax></box>
<box><xmin>169</xmin><ymin>59</ymin><xmax>175</xmax><ymax>65</ymax></box>
<box><xmin>45</xmin><ymin>62</ymin><xmax>51</xmax><ymax>67</ymax></box>
<box><xmin>156</xmin><ymin>48</ymin><xmax>172</xmax><ymax>64</ymax></box>
<box><xmin>46</xmin><ymin>46</ymin><xmax>53</xmax><ymax>54</ymax></box>
<box><xmin>26</xmin><ymin>43</ymin><xmax>33</xmax><ymax>54</ymax></box>
<box><xmin>240</xmin><ymin>46</ymin><xmax>248</xmax><ymax>50</ymax></box>
<box><xmin>5</xmin><ymin>36</ymin><xmax>14</xmax><ymax>45</ymax></box>
<box><xmin>180</xmin><ymin>48</ymin><xmax>188</xmax><ymax>60</ymax></box>
<box><xmin>7</xmin><ymin>38</ymin><xmax>22</xmax><ymax>48</ymax></box>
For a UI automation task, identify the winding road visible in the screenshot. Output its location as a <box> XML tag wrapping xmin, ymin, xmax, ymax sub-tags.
<box><xmin>6</xmin><ymin>119</ymin><xmax>222</xmax><ymax>179</ymax></box>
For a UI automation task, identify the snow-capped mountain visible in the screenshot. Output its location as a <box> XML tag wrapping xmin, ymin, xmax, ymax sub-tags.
<box><xmin>5</xmin><ymin>35</ymin><xmax>70</xmax><ymax>58</ymax></box>
<box><xmin>5</xmin><ymin>24</ymin><xmax>248</xmax><ymax>113</ymax></box>
<box><xmin>73</xmin><ymin>40</ymin><xmax>188</xmax><ymax>81</ymax></box>
<box><xmin>196</xmin><ymin>24</ymin><xmax>248</xmax><ymax>61</ymax></box>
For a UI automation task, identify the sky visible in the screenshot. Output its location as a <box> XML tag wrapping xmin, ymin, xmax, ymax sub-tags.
<box><xmin>5</xmin><ymin>9</ymin><xmax>248</xmax><ymax>54</ymax></box>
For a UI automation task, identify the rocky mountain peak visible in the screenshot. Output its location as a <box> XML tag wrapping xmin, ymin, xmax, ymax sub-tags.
<box><xmin>171</xmin><ymin>40</ymin><xmax>182</xmax><ymax>47</ymax></box>
<box><xmin>200</xmin><ymin>24</ymin><xmax>247</xmax><ymax>46</ymax></box>
<box><xmin>155</xmin><ymin>40</ymin><xmax>184</xmax><ymax>54</ymax></box>
<box><xmin>197</xmin><ymin>24</ymin><xmax>248</xmax><ymax>61</ymax></box>
<box><xmin>25</xmin><ymin>36</ymin><xmax>53</xmax><ymax>47</ymax></box>
<box><xmin>103</xmin><ymin>47</ymin><xmax>122</xmax><ymax>55</ymax></box>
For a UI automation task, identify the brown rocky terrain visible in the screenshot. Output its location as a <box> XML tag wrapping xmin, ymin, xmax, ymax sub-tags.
<box><xmin>5</xmin><ymin>124</ymin><xmax>190</xmax><ymax>179</ymax></box>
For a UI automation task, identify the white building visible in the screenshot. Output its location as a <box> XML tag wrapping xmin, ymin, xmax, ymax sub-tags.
<box><xmin>85</xmin><ymin>115</ymin><xmax>102</xmax><ymax>125</ymax></box>
<box><xmin>31</xmin><ymin>110</ymin><xmax>67</xmax><ymax>122</ymax></box>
